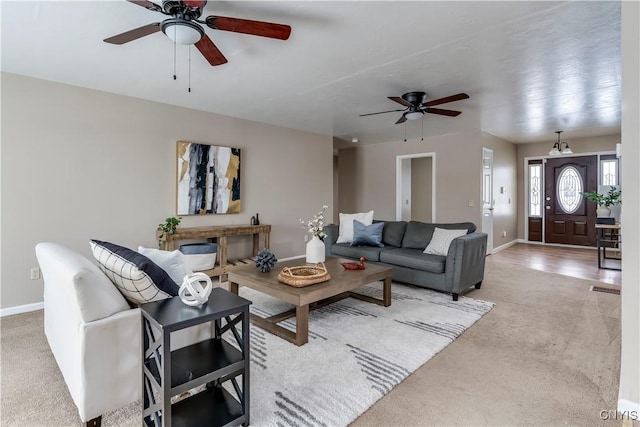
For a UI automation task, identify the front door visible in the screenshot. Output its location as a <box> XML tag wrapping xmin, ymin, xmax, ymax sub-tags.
<box><xmin>481</xmin><ymin>148</ymin><xmax>493</xmax><ymax>254</ymax></box>
<box><xmin>544</xmin><ymin>156</ymin><xmax>597</xmax><ymax>246</ymax></box>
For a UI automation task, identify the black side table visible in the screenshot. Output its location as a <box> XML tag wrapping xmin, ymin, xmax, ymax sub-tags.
<box><xmin>140</xmin><ymin>288</ymin><xmax>251</xmax><ymax>427</ymax></box>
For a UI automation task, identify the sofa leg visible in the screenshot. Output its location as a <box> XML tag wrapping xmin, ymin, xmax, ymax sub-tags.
<box><xmin>452</xmin><ymin>293</ymin><xmax>459</xmax><ymax>301</ymax></box>
<box><xmin>475</xmin><ymin>281</ymin><xmax>483</xmax><ymax>289</ymax></box>
<box><xmin>85</xmin><ymin>416</ymin><xmax>102</xmax><ymax>427</ymax></box>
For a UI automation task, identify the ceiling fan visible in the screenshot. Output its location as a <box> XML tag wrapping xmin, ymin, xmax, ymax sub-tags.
<box><xmin>360</xmin><ymin>91</ymin><xmax>470</xmax><ymax>124</ymax></box>
<box><xmin>104</xmin><ymin>0</ymin><xmax>291</xmax><ymax>66</ymax></box>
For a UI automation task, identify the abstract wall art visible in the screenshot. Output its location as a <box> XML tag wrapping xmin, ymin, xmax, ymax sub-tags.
<box><xmin>176</xmin><ymin>141</ymin><xmax>241</xmax><ymax>215</ymax></box>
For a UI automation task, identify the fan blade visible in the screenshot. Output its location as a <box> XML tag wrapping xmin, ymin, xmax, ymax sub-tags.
<box><xmin>127</xmin><ymin>0</ymin><xmax>163</xmax><ymax>13</ymax></box>
<box><xmin>205</xmin><ymin>16</ymin><xmax>291</xmax><ymax>40</ymax></box>
<box><xmin>425</xmin><ymin>107</ymin><xmax>462</xmax><ymax>117</ymax></box>
<box><xmin>195</xmin><ymin>35</ymin><xmax>228</xmax><ymax>66</ymax></box>
<box><xmin>104</xmin><ymin>23</ymin><xmax>161</xmax><ymax>44</ymax></box>
<box><xmin>424</xmin><ymin>92</ymin><xmax>469</xmax><ymax>107</ymax></box>
<box><xmin>359</xmin><ymin>109</ymin><xmax>405</xmax><ymax>117</ymax></box>
<box><xmin>396</xmin><ymin>115</ymin><xmax>407</xmax><ymax>124</ymax></box>
<box><xmin>388</xmin><ymin>96</ymin><xmax>412</xmax><ymax>107</ymax></box>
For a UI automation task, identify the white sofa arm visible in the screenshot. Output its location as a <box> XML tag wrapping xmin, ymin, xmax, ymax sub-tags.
<box><xmin>77</xmin><ymin>309</ymin><xmax>142</xmax><ymax>422</ymax></box>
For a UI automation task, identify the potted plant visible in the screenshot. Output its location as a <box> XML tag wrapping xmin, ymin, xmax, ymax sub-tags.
<box><xmin>582</xmin><ymin>188</ymin><xmax>621</xmax><ymax>217</ymax></box>
<box><xmin>157</xmin><ymin>216</ymin><xmax>181</xmax><ymax>248</ymax></box>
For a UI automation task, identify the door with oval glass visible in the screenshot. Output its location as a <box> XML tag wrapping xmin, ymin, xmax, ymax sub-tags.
<box><xmin>544</xmin><ymin>156</ymin><xmax>597</xmax><ymax>245</ymax></box>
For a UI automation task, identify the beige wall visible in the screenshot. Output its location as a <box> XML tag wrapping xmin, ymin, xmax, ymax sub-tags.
<box><xmin>515</xmin><ymin>134</ymin><xmax>620</xmax><ymax>239</ymax></box>
<box><xmin>411</xmin><ymin>157</ymin><xmax>432</xmax><ymax>222</ymax></box>
<box><xmin>619</xmin><ymin>0</ymin><xmax>639</xmax><ymax>413</ymax></box>
<box><xmin>337</xmin><ymin>131</ymin><xmax>518</xmax><ymax>247</ymax></box>
<box><xmin>0</xmin><ymin>72</ymin><xmax>333</xmax><ymax>310</ymax></box>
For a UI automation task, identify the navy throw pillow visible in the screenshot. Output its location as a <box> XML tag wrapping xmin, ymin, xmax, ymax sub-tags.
<box><xmin>350</xmin><ymin>220</ymin><xmax>384</xmax><ymax>247</ymax></box>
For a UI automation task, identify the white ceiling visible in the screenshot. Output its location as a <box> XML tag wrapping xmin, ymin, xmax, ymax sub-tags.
<box><xmin>1</xmin><ymin>1</ymin><xmax>621</xmax><ymax>148</ymax></box>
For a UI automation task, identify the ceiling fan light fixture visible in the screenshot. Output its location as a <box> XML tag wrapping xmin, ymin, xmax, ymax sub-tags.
<box><xmin>161</xmin><ymin>19</ymin><xmax>204</xmax><ymax>45</ymax></box>
<box><xmin>405</xmin><ymin>111</ymin><xmax>423</xmax><ymax>121</ymax></box>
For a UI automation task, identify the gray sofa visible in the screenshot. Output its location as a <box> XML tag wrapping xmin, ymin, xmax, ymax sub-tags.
<box><xmin>323</xmin><ymin>220</ymin><xmax>487</xmax><ymax>300</ymax></box>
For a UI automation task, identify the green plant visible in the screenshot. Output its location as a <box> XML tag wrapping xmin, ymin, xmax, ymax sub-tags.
<box><xmin>582</xmin><ymin>188</ymin><xmax>621</xmax><ymax>207</ymax></box>
<box><xmin>157</xmin><ymin>216</ymin><xmax>181</xmax><ymax>248</ymax></box>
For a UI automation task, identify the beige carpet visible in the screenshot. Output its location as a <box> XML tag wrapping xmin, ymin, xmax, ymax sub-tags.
<box><xmin>0</xmin><ymin>259</ymin><xmax>621</xmax><ymax>426</ymax></box>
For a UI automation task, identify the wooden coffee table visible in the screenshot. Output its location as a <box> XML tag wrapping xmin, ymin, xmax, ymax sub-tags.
<box><xmin>228</xmin><ymin>256</ymin><xmax>392</xmax><ymax>346</ymax></box>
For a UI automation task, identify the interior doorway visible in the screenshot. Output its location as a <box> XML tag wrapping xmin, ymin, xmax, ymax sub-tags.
<box><xmin>396</xmin><ymin>153</ymin><xmax>435</xmax><ymax>222</ymax></box>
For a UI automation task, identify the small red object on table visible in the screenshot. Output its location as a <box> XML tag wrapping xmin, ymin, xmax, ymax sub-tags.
<box><xmin>341</xmin><ymin>257</ymin><xmax>366</xmax><ymax>270</ymax></box>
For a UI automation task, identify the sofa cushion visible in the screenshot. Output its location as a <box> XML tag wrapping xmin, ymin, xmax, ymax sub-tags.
<box><xmin>331</xmin><ymin>243</ymin><xmax>384</xmax><ymax>262</ymax></box>
<box><xmin>336</xmin><ymin>211</ymin><xmax>374</xmax><ymax>244</ymax></box>
<box><xmin>351</xmin><ymin>220</ymin><xmax>384</xmax><ymax>247</ymax></box>
<box><xmin>90</xmin><ymin>240</ymin><xmax>179</xmax><ymax>305</ymax></box>
<box><xmin>380</xmin><ymin>221</ymin><xmax>407</xmax><ymax>247</ymax></box>
<box><xmin>379</xmin><ymin>248</ymin><xmax>447</xmax><ymax>274</ymax></box>
<box><xmin>423</xmin><ymin>228</ymin><xmax>468</xmax><ymax>256</ymax></box>
<box><xmin>401</xmin><ymin>221</ymin><xmax>476</xmax><ymax>249</ymax></box>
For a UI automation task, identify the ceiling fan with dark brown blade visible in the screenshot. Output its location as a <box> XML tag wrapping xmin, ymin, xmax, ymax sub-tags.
<box><xmin>104</xmin><ymin>0</ymin><xmax>291</xmax><ymax>66</ymax></box>
<box><xmin>360</xmin><ymin>91</ymin><xmax>469</xmax><ymax>124</ymax></box>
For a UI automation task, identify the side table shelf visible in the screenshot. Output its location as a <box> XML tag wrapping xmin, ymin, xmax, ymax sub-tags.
<box><xmin>141</xmin><ymin>288</ymin><xmax>251</xmax><ymax>427</ymax></box>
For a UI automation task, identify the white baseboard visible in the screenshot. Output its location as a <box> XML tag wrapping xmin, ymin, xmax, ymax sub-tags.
<box><xmin>491</xmin><ymin>240</ymin><xmax>519</xmax><ymax>254</ymax></box>
<box><xmin>0</xmin><ymin>302</ymin><xmax>44</xmax><ymax>317</ymax></box>
<box><xmin>618</xmin><ymin>398</ymin><xmax>640</xmax><ymax>413</ymax></box>
<box><xmin>280</xmin><ymin>255</ymin><xmax>305</xmax><ymax>261</ymax></box>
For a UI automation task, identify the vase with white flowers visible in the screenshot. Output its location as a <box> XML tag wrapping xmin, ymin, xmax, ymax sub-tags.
<box><xmin>299</xmin><ymin>205</ymin><xmax>328</xmax><ymax>263</ymax></box>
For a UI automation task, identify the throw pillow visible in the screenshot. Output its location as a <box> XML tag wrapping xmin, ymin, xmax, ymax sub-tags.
<box><xmin>423</xmin><ymin>228</ymin><xmax>468</xmax><ymax>256</ymax></box>
<box><xmin>351</xmin><ymin>220</ymin><xmax>384</xmax><ymax>247</ymax></box>
<box><xmin>90</xmin><ymin>240</ymin><xmax>179</xmax><ymax>305</ymax></box>
<box><xmin>138</xmin><ymin>246</ymin><xmax>193</xmax><ymax>285</ymax></box>
<box><xmin>336</xmin><ymin>210</ymin><xmax>374</xmax><ymax>244</ymax></box>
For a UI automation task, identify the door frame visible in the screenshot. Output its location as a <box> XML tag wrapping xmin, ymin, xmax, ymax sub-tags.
<box><xmin>523</xmin><ymin>150</ymin><xmax>616</xmax><ymax>244</ymax></box>
<box><xmin>395</xmin><ymin>152</ymin><xmax>436</xmax><ymax>221</ymax></box>
<box><xmin>481</xmin><ymin>147</ymin><xmax>494</xmax><ymax>254</ymax></box>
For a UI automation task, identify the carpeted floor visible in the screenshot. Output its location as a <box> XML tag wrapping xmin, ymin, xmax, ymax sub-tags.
<box><xmin>0</xmin><ymin>259</ymin><xmax>621</xmax><ymax>426</ymax></box>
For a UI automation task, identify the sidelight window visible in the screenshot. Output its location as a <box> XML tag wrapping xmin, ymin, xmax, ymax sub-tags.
<box><xmin>601</xmin><ymin>159</ymin><xmax>618</xmax><ymax>186</ymax></box>
<box><xmin>556</xmin><ymin>166</ymin><xmax>583</xmax><ymax>214</ymax></box>
<box><xmin>529</xmin><ymin>164</ymin><xmax>542</xmax><ymax>216</ymax></box>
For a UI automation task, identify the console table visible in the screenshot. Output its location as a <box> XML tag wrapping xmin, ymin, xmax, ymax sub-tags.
<box><xmin>140</xmin><ymin>288</ymin><xmax>251</xmax><ymax>427</ymax></box>
<box><xmin>596</xmin><ymin>223</ymin><xmax>621</xmax><ymax>271</ymax></box>
<box><xmin>158</xmin><ymin>224</ymin><xmax>271</xmax><ymax>281</ymax></box>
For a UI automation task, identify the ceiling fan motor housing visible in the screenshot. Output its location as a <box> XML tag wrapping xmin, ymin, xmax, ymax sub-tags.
<box><xmin>402</xmin><ymin>91</ymin><xmax>427</xmax><ymax>106</ymax></box>
<box><xmin>162</xmin><ymin>0</ymin><xmax>204</xmax><ymax>19</ymax></box>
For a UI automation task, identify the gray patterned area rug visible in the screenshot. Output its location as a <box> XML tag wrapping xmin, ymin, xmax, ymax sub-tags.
<box><xmin>234</xmin><ymin>282</ymin><xmax>494</xmax><ymax>427</ymax></box>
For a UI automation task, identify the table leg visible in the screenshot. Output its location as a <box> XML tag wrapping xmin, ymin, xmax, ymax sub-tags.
<box><xmin>252</xmin><ymin>234</ymin><xmax>259</xmax><ymax>256</ymax></box>
<box><xmin>597</xmin><ymin>230</ymin><xmax>602</xmax><ymax>269</ymax></box>
<box><xmin>382</xmin><ymin>275</ymin><xmax>392</xmax><ymax>307</ymax></box>
<box><xmin>230</xmin><ymin>281</ymin><xmax>239</xmax><ymax>295</ymax></box>
<box><xmin>295</xmin><ymin>305</ymin><xmax>309</xmax><ymax>346</ymax></box>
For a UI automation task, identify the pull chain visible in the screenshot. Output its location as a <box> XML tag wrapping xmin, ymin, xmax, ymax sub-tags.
<box><xmin>404</xmin><ymin>122</ymin><xmax>407</xmax><ymax>142</ymax></box>
<box><xmin>173</xmin><ymin>27</ymin><xmax>177</xmax><ymax>80</ymax></box>
<box><xmin>188</xmin><ymin>45</ymin><xmax>191</xmax><ymax>93</ymax></box>
<box><xmin>421</xmin><ymin>115</ymin><xmax>424</xmax><ymax>141</ymax></box>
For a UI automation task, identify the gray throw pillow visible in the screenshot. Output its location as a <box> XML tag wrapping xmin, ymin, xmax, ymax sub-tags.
<box><xmin>351</xmin><ymin>220</ymin><xmax>384</xmax><ymax>247</ymax></box>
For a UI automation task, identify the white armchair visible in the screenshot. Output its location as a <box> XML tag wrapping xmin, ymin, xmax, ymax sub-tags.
<box><xmin>36</xmin><ymin>242</ymin><xmax>214</xmax><ymax>427</ymax></box>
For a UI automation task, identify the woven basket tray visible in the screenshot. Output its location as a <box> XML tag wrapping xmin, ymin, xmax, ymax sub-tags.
<box><xmin>277</xmin><ymin>263</ymin><xmax>331</xmax><ymax>287</ymax></box>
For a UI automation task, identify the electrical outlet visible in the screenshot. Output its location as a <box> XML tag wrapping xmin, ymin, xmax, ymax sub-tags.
<box><xmin>304</xmin><ymin>234</ymin><xmax>309</xmax><ymax>242</ymax></box>
<box><xmin>502</xmin><ymin>230</ymin><xmax>507</xmax><ymax>237</ymax></box>
<box><xmin>468</xmin><ymin>200</ymin><xmax>474</xmax><ymax>207</ymax></box>
<box><xmin>30</xmin><ymin>267</ymin><xmax>40</xmax><ymax>280</ymax></box>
